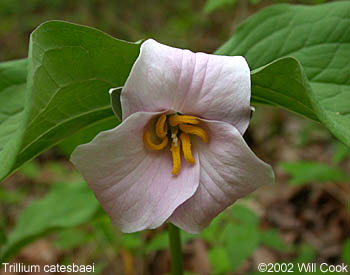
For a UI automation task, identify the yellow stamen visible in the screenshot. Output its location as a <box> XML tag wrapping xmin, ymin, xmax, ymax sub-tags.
<box><xmin>169</xmin><ymin>115</ymin><xmax>200</xmax><ymax>126</ymax></box>
<box><xmin>180</xmin><ymin>133</ymin><xmax>195</xmax><ymax>164</ymax></box>
<box><xmin>179</xmin><ymin>124</ymin><xmax>209</xmax><ymax>143</ymax></box>
<box><xmin>143</xmin><ymin>131</ymin><xmax>168</xmax><ymax>150</ymax></box>
<box><xmin>170</xmin><ymin>140</ymin><xmax>181</xmax><ymax>175</ymax></box>
<box><xmin>155</xmin><ymin>114</ymin><xmax>168</xmax><ymax>138</ymax></box>
<box><xmin>142</xmin><ymin>113</ymin><xmax>209</xmax><ymax>175</ymax></box>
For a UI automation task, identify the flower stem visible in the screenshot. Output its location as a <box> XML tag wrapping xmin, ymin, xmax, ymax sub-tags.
<box><xmin>168</xmin><ymin>223</ymin><xmax>184</xmax><ymax>275</ymax></box>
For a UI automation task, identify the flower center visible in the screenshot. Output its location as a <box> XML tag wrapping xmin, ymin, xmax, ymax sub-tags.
<box><xmin>143</xmin><ymin>114</ymin><xmax>209</xmax><ymax>176</ymax></box>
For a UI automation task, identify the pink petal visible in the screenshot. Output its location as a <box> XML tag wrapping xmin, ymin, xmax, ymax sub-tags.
<box><xmin>121</xmin><ymin>39</ymin><xmax>251</xmax><ymax>134</ymax></box>
<box><xmin>70</xmin><ymin>111</ymin><xmax>200</xmax><ymax>233</ymax></box>
<box><xmin>169</xmin><ymin>120</ymin><xmax>274</xmax><ymax>233</ymax></box>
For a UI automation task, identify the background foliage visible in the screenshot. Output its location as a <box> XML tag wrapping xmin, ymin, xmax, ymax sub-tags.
<box><xmin>0</xmin><ymin>0</ymin><xmax>349</xmax><ymax>274</ymax></box>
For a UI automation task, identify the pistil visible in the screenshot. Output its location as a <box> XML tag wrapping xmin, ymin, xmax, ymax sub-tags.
<box><xmin>170</xmin><ymin>139</ymin><xmax>181</xmax><ymax>175</ymax></box>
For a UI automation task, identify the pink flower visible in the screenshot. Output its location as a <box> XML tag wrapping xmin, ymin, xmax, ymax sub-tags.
<box><xmin>71</xmin><ymin>39</ymin><xmax>274</xmax><ymax>234</ymax></box>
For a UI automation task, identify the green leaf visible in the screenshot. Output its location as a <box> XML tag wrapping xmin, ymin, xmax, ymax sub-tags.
<box><xmin>0</xmin><ymin>59</ymin><xmax>28</xmax><ymax>182</ymax></box>
<box><xmin>200</xmin><ymin>212</ymin><xmax>226</xmax><ymax>243</ymax></box>
<box><xmin>332</xmin><ymin>141</ymin><xmax>350</xmax><ymax>165</ymax></box>
<box><xmin>57</xmin><ymin>116</ymin><xmax>119</xmax><ymax>156</ymax></box>
<box><xmin>251</xmin><ymin>57</ymin><xmax>318</xmax><ymax>121</ymax></box>
<box><xmin>220</xmin><ymin>223</ymin><xmax>260</xmax><ymax>271</ymax></box>
<box><xmin>208</xmin><ymin>247</ymin><xmax>232</xmax><ymax>274</ymax></box>
<box><xmin>203</xmin><ymin>0</ymin><xmax>237</xmax><ymax>14</ymax></box>
<box><xmin>216</xmin><ymin>205</ymin><xmax>260</xmax><ymax>270</ymax></box>
<box><xmin>280</xmin><ymin>161</ymin><xmax>348</xmax><ymax>185</ymax></box>
<box><xmin>54</xmin><ymin>228</ymin><xmax>91</xmax><ymax>250</ymax></box>
<box><xmin>0</xmin><ymin>21</ymin><xmax>141</xmax><ymax>181</ymax></box>
<box><xmin>0</xmin><ymin>182</ymin><xmax>99</xmax><ymax>261</ymax></box>
<box><xmin>260</xmin><ymin>230</ymin><xmax>289</xmax><ymax>252</ymax></box>
<box><xmin>230</xmin><ymin>204</ymin><xmax>259</xmax><ymax>226</ymax></box>
<box><xmin>217</xmin><ymin>2</ymin><xmax>350</xmax><ymax>146</ymax></box>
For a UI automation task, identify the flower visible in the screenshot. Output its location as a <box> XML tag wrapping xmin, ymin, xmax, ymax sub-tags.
<box><xmin>70</xmin><ymin>39</ymin><xmax>274</xmax><ymax>234</ymax></box>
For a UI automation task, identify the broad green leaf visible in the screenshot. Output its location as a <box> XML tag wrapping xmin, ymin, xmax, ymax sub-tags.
<box><xmin>57</xmin><ymin>116</ymin><xmax>119</xmax><ymax>156</ymax></box>
<box><xmin>200</xmin><ymin>212</ymin><xmax>226</xmax><ymax>243</ymax></box>
<box><xmin>0</xmin><ymin>182</ymin><xmax>99</xmax><ymax>261</ymax></box>
<box><xmin>217</xmin><ymin>2</ymin><xmax>350</xmax><ymax>146</ymax></box>
<box><xmin>280</xmin><ymin>161</ymin><xmax>348</xmax><ymax>185</ymax></box>
<box><xmin>0</xmin><ymin>21</ymin><xmax>140</xmax><ymax>181</ymax></box>
<box><xmin>220</xmin><ymin>223</ymin><xmax>260</xmax><ymax>271</ymax></box>
<box><xmin>230</xmin><ymin>204</ymin><xmax>259</xmax><ymax>226</ymax></box>
<box><xmin>0</xmin><ymin>59</ymin><xmax>28</xmax><ymax>181</ymax></box>
<box><xmin>216</xmin><ymin>204</ymin><xmax>260</xmax><ymax>271</ymax></box>
<box><xmin>55</xmin><ymin>88</ymin><xmax>123</xmax><ymax>157</ymax></box>
<box><xmin>251</xmin><ymin>57</ymin><xmax>318</xmax><ymax>121</ymax></box>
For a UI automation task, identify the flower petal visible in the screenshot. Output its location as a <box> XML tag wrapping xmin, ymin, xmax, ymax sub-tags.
<box><xmin>169</xmin><ymin>120</ymin><xmax>274</xmax><ymax>233</ymax></box>
<box><xmin>71</xmin><ymin>111</ymin><xmax>200</xmax><ymax>233</ymax></box>
<box><xmin>121</xmin><ymin>39</ymin><xmax>251</xmax><ymax>134</ymax></box>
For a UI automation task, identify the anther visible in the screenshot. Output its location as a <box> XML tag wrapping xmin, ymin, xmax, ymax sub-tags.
<box><xmin>155</xmin><ymin>114</ymin><xmax>167</xmax><ymax>138</ymax></box>
<box><xmin>179</xmin><ymin>124</ymin><xmax>209</xmax><ymax>143</ymax></box>
<box><xmin>169</xmin><ymin>115</ymin><xmax>200</xmax><ymax>126</ymax></box>
<box><xmin>180</xmin><ymin>133</ymin><xmax>195</xmax><ymax>164</ymax></box>
<box><xmin>143</xmin><ymin>131</ymin><xmax>168</xmax><ymax>150</ymax></box>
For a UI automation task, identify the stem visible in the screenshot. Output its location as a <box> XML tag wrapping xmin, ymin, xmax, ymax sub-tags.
<box><xmin>168</xmin><ymin>223</ymin><xmax>184</xmax><ymax>275</ymax></box>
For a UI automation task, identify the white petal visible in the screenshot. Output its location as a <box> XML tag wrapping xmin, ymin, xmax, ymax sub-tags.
<box><xmin>71</xmin><ymin>111</ymin><xmax>200</xmax><ymax>232</ymax></box>
<box><xmin>121</xmin><ymin>39</ymin><xmax>251</xmax><ymax>134</ymax></box>
<box><xmin>169</xmin><ymin>119</ymin><xmax>274</xmax><ymax>233</ymax></box>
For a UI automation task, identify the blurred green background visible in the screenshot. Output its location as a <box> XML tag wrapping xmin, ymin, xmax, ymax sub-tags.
<box><xmin>0</xmin><ymin>0</ymin><xmax>349</xmax><ymax>274</ymax></box>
